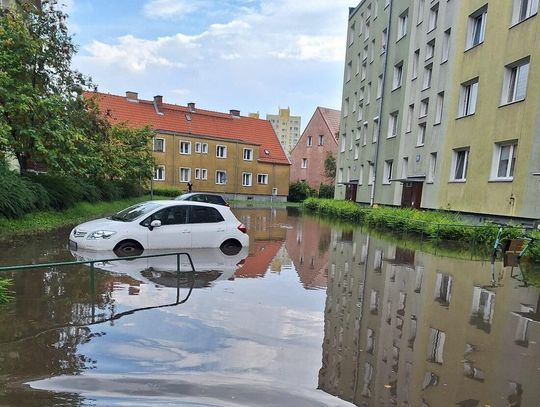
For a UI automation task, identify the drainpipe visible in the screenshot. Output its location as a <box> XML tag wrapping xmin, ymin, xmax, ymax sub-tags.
<box><xmin>370</xmin><ymin>0</ymin><xmax>393</xmax><ymax>206</ymax></box>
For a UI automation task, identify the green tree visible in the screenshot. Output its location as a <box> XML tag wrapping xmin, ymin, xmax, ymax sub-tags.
<box><xmin>0</xmin><ymin>1</ymin><xmax>154</xmax><ymax>182</ymax></box>
<box><xmin>324</xmin><ymin>152</ymin><xmax>336</xmax><ymax>182</ymax></box>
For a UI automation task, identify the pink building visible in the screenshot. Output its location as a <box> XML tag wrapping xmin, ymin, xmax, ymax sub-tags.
<box><xmin>289</xmin><ymin>107</ymin><xmax>340</xmax><ymax>190</ymax></box>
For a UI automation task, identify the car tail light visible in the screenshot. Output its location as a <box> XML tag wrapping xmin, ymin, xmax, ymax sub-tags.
<box><xmin>237</xmin><ymin>223</ymin><xmax>247</xmax><ymax>234</ymax></box>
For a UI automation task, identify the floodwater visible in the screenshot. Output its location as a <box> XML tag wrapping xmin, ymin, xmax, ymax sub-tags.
<box><xmin>0</xmin><ymin>207</ymin><xmax>539</xmax><ymax>407</ymax></box>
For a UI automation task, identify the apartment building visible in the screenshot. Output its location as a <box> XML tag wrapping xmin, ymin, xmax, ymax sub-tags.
<box><xmin>289</xmin><ymin>107</ymin><xmax>341</xmax><ymax>190</ymax></box>
<box><xmin>337</xmin><ymin>0</ymin><xmax>540</xmax><ymax>221</ymax></box>
<box><xmin>90</xmin><ymin>92</ymin><xmax>290</xmax><ymax>200</ymax></box>
<box><xmin>266</xmin><ymin>108</ymin><xmax>301</xmax><ymax>158</ymax></box>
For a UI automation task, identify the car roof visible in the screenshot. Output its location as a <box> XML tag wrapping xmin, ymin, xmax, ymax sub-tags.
<box><xmin>178</xmin><ymin>193</ymin><xmax>224</xmax><ymax>198</ymax></box>
<box><xmin>147</xmin><ymin>200</ymin><xmax>229</xmax><ymax>209</ymax></box>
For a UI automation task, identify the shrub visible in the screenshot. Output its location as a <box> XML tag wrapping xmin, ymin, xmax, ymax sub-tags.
<box><xmin>288</xmin><ymin>181</ymin><xmax>317</xmax><ymax>202</ymax></box>
<box><xmin>147</xmin><ymin>187</ymin><xmax>183</xmax><ymax>197</ymax></box>
<box><xmin>0</xmin><ymin>167</ymin><xmax>41</xmax><ymax>218</ymax></box>
<box><xmin>26</xmin><ymin>174</ymin><xmax>85</xmax><ymax>210</ymax></box>
<box><xmin>318</xmin><ymin>184</ymin><xmax>334</xmax><ymax>199</ymax></box>
<box><xmin>0</xmin><ymin>278</ymin><xmax>13</xmax><ymax>304</ymax></box>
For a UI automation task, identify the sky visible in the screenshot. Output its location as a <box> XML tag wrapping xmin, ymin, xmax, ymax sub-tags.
<box><xmin>64</xmin><ymin>0</ymin><xmax>353</xmax><ymax>131</ymax></box>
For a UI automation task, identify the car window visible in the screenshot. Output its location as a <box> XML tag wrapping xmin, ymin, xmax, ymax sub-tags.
<box><xmin>188</xmin><ymin>206</ymin><xmax>224</xmax><ymax>223</ymax></box>
<box><xmin>191</xmin><ymin>194</ymin><xmax>206</xmax><ymax>202</ymax></box>
<box><xmin>113</xmin><ymin>202</ymin><xmax>162</xmax><ymax>221</ymax></box>
<box><xmin>142</xmin><ymin>206</ymin><xmax>188</xmax><ymax>226</ymax></box>
<box><xmin>206</xmin><ymin>195</ymin><xmax>224</xmax><ymax>204</ymax></box>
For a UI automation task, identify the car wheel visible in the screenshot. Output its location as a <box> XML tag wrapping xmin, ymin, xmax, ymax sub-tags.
<box><xmin>114</xmin><ymin>240</ymin><xmax>144</xmax><ymax>257</ymax></box>
<box><xmin>220</xmin><ymin>239</ymin><xmax>242</xmax><ymax>256</ymax></box>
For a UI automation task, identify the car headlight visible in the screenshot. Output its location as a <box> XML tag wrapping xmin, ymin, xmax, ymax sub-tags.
<box><xmin>86</xmin><ymin>230</ymin><xmax>117</xmax><ymax>240</ymax></box>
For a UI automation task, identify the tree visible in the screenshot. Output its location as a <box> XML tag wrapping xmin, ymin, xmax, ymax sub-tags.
<box><xmin>324</xmin><ymin>152</ymin><xmax>336</xmax><ymax>182</ymax></box>
<box><xmin>0</xmin><ymin>1</ymin><xmax>154</xmax><ymax>182</ymax></box>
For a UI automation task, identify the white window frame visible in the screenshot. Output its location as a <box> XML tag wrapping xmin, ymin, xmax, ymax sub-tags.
<box><xmin>368</xmin><ymin>163</ymin><xmax>375</xmax><ymax>185</ymax></box>
<box><xmin>179</xmin><ymin>167</ymin><xmax>191</xmax><ymax>183</ymax></box>
<box><xmin>450</xmin><ymin>148</ymin><xmax>470</xmax><ymax>182</ymax></box>
<box><xmin>467</xmin><ymin>7</ymin><xmax>487</xmax><ymax>49</ymax></box>
<box><xmin>406</xmin><ymin>104</ymin><xmax>414</xmax><ymax>133</ymax></box>
<box><xmin>201</xmin><ymin>168</ymin><xmax>208</xmax><ymax>180</ymax></box>
<box><xmin>512</xmin><ymin>0</ymin><xmax>539</xmax><ymax>25</ymax></box>
<box><xmin>502</xmin><ymin>58</ymin><xmax>530</xmax><ymax>105</ymax></box>
<box><xmin>388</xmin><ymin>111</ymin><xmax>398</xmax><ymax>138</ymax></box>
<box><xmin>381</xmin><ymin>29</ymin><xmax>388</xmax><ymax>54</ymax></box>
<box><xmin>401</xmin><ymin>157</ymin><xmax>409</xmax><ymax>179</ymax></box>
<box><xmin>216</xmin><ymin>145</ymin><xmax>227</xmax><ymax>158</ymax></box>
<box><xmin>307</xmin><ymin>136</ymin><xmax>313</xmax><ymax>147</ymax></box>
<box><xmin>383</xmin><ymin>160</ymin><xmax>393</xmax><ymax>184</ymax></box>
<box><xmin>397</xmin><ymin>12</ymin><xmax>408</xmax><ymax>40</ymax></box>
<box><xmin>423</xmin><ymin>64</ymin><xmax>433</xmax><ymax>90</ymax></box>
<box><xmin>459</xmin><ymin>79</ymin><xmax>479</xmax><ymax>117</ymax></box>
<box><xmin>373</xmin><ymin>117</ymin><xmax>379</xmax><ymax>143</ymax></box>
<box><xmin>257</xmin><ymin>173</ymin><xmax>269</xmax><ymax>184</ymax></box>
<box><xmin>441</xmin><ymin>29</ymin><xmax>451</xmax><ymax>63</ymax></box>
<box><xmin>435</xmin><ymin>92</ymin><xmax>444</xmax><ymax>124</ymax></box>
<box><xmin>417</xmin><ymin>123</ymin><xmax>426</xmax><ymax>147</ymax></box>
<box><xmin>215</xmin><ymin>170</ymin><xmax>227</xmax><ymax>185</ymax></box>
<box><xmin>354</xmin><ymin>143</ymin><xmax>360</xmax><ymax>160</ymax></box>
<box><xmin>491</xmin><ymin>141</ymin><xmax>518</xmax><ymax>181</ymax></box>
<box><xmin>243</xmin><ymin>148</ymin><xmax>253</xmax><ymax>160</ymax></box>
<box><xmin>194</xmin><ymin>168</ymin><xmax>201</xmax><ymax>180</ymax></box>
<box><xmin>428</xmin><ymin>152</ymin><xmax>437</xmax><ymax>183</ymax></box>
<box><xmin>419</xmin><ymin>98</ymin><xmax>429</xmax><ymax>118</ymax></box>
<box><xmin>201</xmin><ymin>143</ymin><xmax>208</xmax><ymax>154</ymax></box>
<box><xmin>341</xmin><ymin>135</ymin><xmax>346</xmax><ymax>152</ymax></box>
<box><xmin>179</xmin><ymin>140</ymin><xmax>191</xmax><ymax>155</ymax></box>
<box><xmin>301</xmin><ymin>158</ymin><xmax>308</xmax><ymax>169</ymax></box>
<box><xmin>153</xmin><ymin>165</ymin><xmax>165</xmax><ymax>181</ymax></box>
<box><xmin>426</xmin><ymin>39</ymin><xmax>435</xmax><ymax>61</ymax></box>
<box><xmin>153</xmin><ymin>137</ymin><xmax>165</xmax><ymax>152</ymax></box>
<box><xmin>428</xmin><ymin>4</ymin><xmax>438</xmax><ymax>32</ymax></box>
<box><xmin>319</xmin><ymin>134</ymin><xmax>324</xmax><ymax>146</ymax></box>
<box><xmin>393</xmin><ymin>62</ymin><xmax>403</xmax><ymax>90</ymax></box>
<box><xmin>412</xmin><ymin>49</ymin><xmax>420</xmax><ymax>79</ymax></box>
<box><xmin>242</xmin><ymin>172</ymin><xmax>252</xmax><ymax>187</ymax></box>
<box><xmin>377</xmin><ymin>74</ymin><xmax>383</xmax><ymax>99</ymax></box>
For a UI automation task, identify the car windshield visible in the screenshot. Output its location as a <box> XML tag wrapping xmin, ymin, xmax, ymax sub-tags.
<box><xmin>110</xmin><ymin>202</ymin><xmax>163</xmax><ymax>222</ymax></box>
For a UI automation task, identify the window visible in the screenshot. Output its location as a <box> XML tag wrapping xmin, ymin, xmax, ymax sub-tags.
<box><xmin>388</xmin><ymin>111</ymin><xmax>398</xmax><ymax>138</ymax></box>
<box><xmin>301</xmin><ymin>158</ymin><xmax>308</xmax><ymax>168</ymax></box>
<box><xmin>338</xmin><ymin>168</ymin><xmax>343</xmax><ymax>183</ymax></box>
<box><xmin>383</xmin><ymin>160</ymin><xmax>393</xmax><ymax>184</ymax></box>
<box><xmin>363</xmin><ymin>45</ymin><xmax>368</xmax><ymax>61</ymax></box>
<box><xmin>257</xmin><ymin>173</ymin><xmax>268</xmax><ymax>184</ymax></box>
<box><xmin>195</xmin><ymin>168</ymin><xmax>201</xmax><ymax>180</ymax></box>
<box><xmin>417</xmin><ymin>123</ymin><xmax>426</xmax><ymax>146</ymax></box>
<box><xmin>365</xmin><ymin>20</ymin><xmax>370</xmax><ymax>40</ymax></box>
<box><xmin>420</xmin><ymin>98</ymin><xmax>429</xmax><ymax>118</ymax></box>
<box><xmin>428</xmin><ymin>152</ymin><xmax>437</xmax><ymax>182</ymax></box>
<box><xmin>370</xmin><ymin>39</ymin><xmax>375</xmax><ymax>61</ymax></box>
<box><xmin>348</xmin><ymin>22</ymin><xmax>355</xmax><ymax>46</ymax></box>
<box><xmin>503</xmin><ymin>58</ymin><xmax>530</xmax><ymax>104</ymax></box>
<box><xmin>149</xmin><ymin>206</ymin><xmax>189</xmax><ymax>226</ymax></box>
<box><xmin>393</xmin><ymin>62</ymin><xmax>403</xmax><ymax>89</ymax></box>
<box><xmin>417</xmin><ymin>0</ymin><xmax>425</xmax><ymax>24</ymax></box>
<box><xmin>423</xmin><ymin>64</ymin><xmax>433</xmax><ymax>89</ymax></box>
<box><xmin>426</xmin><ymin>39</ymin><xmax>435</xmax><ymax>60</ymax></box>
<box><xmin>451</xmin><ymin>148</ymin><xmax>469</xmax><ymax>181</ymax></box>
<box><xmin>512</xmin><ymin>0</ymin><xmax>539</xmax><ymax>24</ymax></box>
<box><xmin>189</xmin><ymin>206</ymin><xmax>224</xmax><ymax>224</ymax></box>
<box><xmin>435</xmin><ymin>92</ymin><xmax>444</xmax><ymax>124</ymax></box>
<box><xmin>381</xmin><ymin>29</ymin><xmax>388</xmax><ymax>54</ymax></box>
<box><xmin>242</xmin><ymin>172</ymin><xmax>252</xmax><ymax>187</ymax></box>
<box><xmin>459</xmin><ymin>79</ymin><xmax>478</xmax><ymax>117</ymax></box>
<box><xmin>180</xmin><ymin>141</ymin><xmax>191</xmax><ymax>155</ymax></box>
<box><xmin>361</xmin><ymin>62</ymin><xmax>367</xmax><ymax>80</ymax></box>
<box><xmin>344</xmin><ymin>97</ymin><xmax>349</xmax><ymax>117</ymax></box>
<box><xmin>340</xmin><ymin>135</ymin><xmax>346</xmax><ymax>152</ymax></box>
<box><xmin>412</xmin><ymin>49</ymin><xmax>420</xmax><ymax>79</ymax></box>
<box><xmin>368</xmin><ymin>163</ymin><xmax>375</xmax><ymax>185</ymax></box>
<box><xmin>428</xmin><ymin>4</ymin><xmax>439</xmax><ymax>31</ymax></box>
<box><xmin>366</xmin><ymin>82</ymin><xmax>371</xmax><ymax>104</ymax></box>
<box><xmin>216</xmin><ymin>145</ymin><xmax>227</xmax><ymax>158</ymax></box>
<box><xmin>397</xmin><ymin>12</ymin><xmax>408</xmax><ymax>39</ymax></box>
<box><xmin>358</xmin><ymin>103</ymin><xmax>363</xmax><ymax>121</ymax></box>
<box><xmin>441</xmin><ymin>29</ymin><xmax>451</xmax><ymax>62</ymax></box>
<box><xmin>377</xmin><ymin>74</ymin><xmax>383</xmax><ymax>99</ymax></box>
<box><xmin>401</xmin><ymin>157</ymin><xmax>408</xmax><ymax>179</ymax></box>
<box><xmin>362</xmin><ymin>122</ymin><xmax>368</xmax><ymax>145</ymax></box>
<box><xmin>215</xmin><ymin>170</ymin><xmax>226</xmax><ymax>184</ymax></box>
<box><xmin>406</xmin><ymin>104</ymin><xmax>414</xmax><ymax>133</ymax></box>
<box><xmin>153</xmin><ymin>165</ymin><xmax>165</xmax><ymax>181</ymax></box>
<box><xmin>427</xmin><ymin>328</ymin><xmax>446</xmax><ymax>364</ymax></box>
<box><xmin>492</xmin><ymin>141</ymin><xmax>517</xmax><ymax>180</ymax></box>
<box><xmin>153</xmin><ymin>138</ymin><xmax>165</xmax><ymax>152</ymax></box>
<box><xmin>359</xmin><ymin>165</ymin><xmax>364</xmax><ymax>185</ymax></box>
<box><xmin>201</xmin><ymin>143</ymin><xmax>208</xmax><ymax>154</ymax></box>
<box><xmin>242</xmin><ymin>148</ymin><xmax>253</xmax><ymax>160</ymax></box>
<box><xmin>434</xmin><ymin>272</ymin><xmax>452</xmax><ymax>306</ymax></box>
<box><xmin>195</xmin><ymin>142</ymin><xmax>202</xmax><ymax>153</ymax></box>
<box><xmin>373</xmin><ymin>117</ymin><xmax>379</xmax><ymax>143</ymax></box>
<box><xmin>179</xmin><ymin>167</ymin><xmax>190</xmax><ymax>182</ymax></box>
<box><xmin>470</xmin><ymin>287</ymin><xmax>495</xmax><ymax>328</ymax></box>
<box><xmin>356</xmin><ymin>53</ymin><xmax>361</xmax><ymax>74</ymax></box>
<box><xmin>201</xmin><ymin>169</ymin><xmax>207</xmax><ymax>180</ymax></box>
<box><xmin>354</xmin><ymin>144</ymin><xmax>359</xmax><ymax>160</ymax></box>
<box><xmin>467</xmin><ymin>7</ymin><xmax>487</xmax><ymax>49</ymax></box>
<box><xmin>346</xmin><ymin>61</ymin><xmax>352</xmax><ymax>81</ymax></box>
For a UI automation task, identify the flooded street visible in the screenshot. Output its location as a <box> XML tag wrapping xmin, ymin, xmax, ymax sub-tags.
<box><xmin>0</xmin><ymin>208</ymin><xmax>539</xmax><ymax>406</ymax></box>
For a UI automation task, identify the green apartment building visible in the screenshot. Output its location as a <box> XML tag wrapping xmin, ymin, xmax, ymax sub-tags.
<box><xmin>337</xmin><ymin>0</ymin><xmax>540</xmax><ymax>222</ymax></box>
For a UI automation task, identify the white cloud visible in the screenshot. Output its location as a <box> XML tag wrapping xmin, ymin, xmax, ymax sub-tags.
<box><xmin>144</xmin><ymin>0</ymin><xmax>200</xmax><ymax>19</ymax></box>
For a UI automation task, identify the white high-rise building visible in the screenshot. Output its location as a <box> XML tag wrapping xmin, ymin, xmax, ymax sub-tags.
<box><xmin>266</xmin><ymin>108</ymin><xmax>301</xmax><ymax>158</ymax></box>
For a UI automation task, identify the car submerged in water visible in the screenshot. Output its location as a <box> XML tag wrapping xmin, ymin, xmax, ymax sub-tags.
<box><xmin>69</xmin><ymin>200</ymin><xmax>249</xmax><ymax>257</ymax></box>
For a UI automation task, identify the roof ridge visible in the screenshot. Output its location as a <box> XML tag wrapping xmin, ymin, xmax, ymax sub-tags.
<box><xmin>318</xmin><ymin>107</ymin><xmax>339</xmax><ymax>141</ymax></box>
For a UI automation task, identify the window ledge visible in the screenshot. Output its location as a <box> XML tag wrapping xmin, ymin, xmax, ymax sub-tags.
<box><xmin>440</xmin><ymin>59</ymin><xmax>448</xmax><ymax>65</ymax></box>
<box><xmin>387</xmin><ymin>135</ymin><xmax>397</xmax><ymax>139</ymax></box>
<box><xmin>382</xmin><ymin>182</ymin><xmax>391</xmax><ymax>185</ymax></box>
<box><xmin>488</xmin><ymin>178</ymin><xmax>513</xmax><ymax>183</ymax></box>
<box><xmin>499</xmin><ymin>98</ymin><xmax>526</xmax><ymax>108</ymax></box>
<box><xmin>396</xmin><ymin>34</ymin><xmax>406</xmax><ymax>44</ymax></box>
<box><xmin>448</xmin><ymin>179</ymin><xmax>466</xmax><ymax>183</ymax></box>
<box><xmin>510</xmin><ymin>13</ymin><xmax>538</xmax><ymax>29</ymax></box>
<box><xmin>464</xmin><ymin>42</ymin><xmax>483</xmax><ymax>53</ymax></box>
<box><xmin>456</xmin><ymin>113</ymin><xmax>475</xmax><ymax>120</ymax></box>
<box><xmin>433</xmin><ymin>121</ymin><xmax>441</xmax><ymax>126</ymax></box>
<box><xmin>392</xmin><ymin>85</ymin><xmax>402</xmax><ymax>92</ymax></box>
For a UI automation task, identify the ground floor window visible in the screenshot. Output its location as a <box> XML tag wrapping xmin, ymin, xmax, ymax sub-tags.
<box><xmin>216</xmin><ymin>170</ymin><xmax>226</xmax><ymax>185</ymax></box>
<box><xmin>153</xmin><ymin>165</ymin><xmax>165</xmax><ymax>181</ymax></box>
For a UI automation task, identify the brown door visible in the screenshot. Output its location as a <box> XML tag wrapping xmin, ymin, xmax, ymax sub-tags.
<box><xmin>345</xmin><ymin>184</ymin><xmax>358</xmax><ymax>201</ymax></box>
<box><xmin>401</xmin><ymin>182</ymin><xmax>423</xmax><ymax>209</ymax></box>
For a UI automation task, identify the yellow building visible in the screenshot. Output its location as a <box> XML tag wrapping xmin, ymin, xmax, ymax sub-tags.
<box><xmin>92</xmin><ymin>92</ymin><xmax>290</xmax><ymax>201</ymax></box>
<box><xmin>266</xmin><ymin>107</ymin><xmax>301</xmax><ymax>158</ymax></box>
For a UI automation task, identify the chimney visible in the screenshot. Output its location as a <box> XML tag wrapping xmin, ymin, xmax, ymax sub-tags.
<box><xmin>230</xmin><ymin>109</ymin><xmax>240</xmax><ymax>117</ymax></box>
<box><xmin>126</xmin><ymin>91</ymin><xmax>138</xmax><ymax>102</ymax></box>
<box><xmin>187</xmin><ymin>102</ymin><xmax>196</xmax><ymax>112</ymax></box>
<box><xmin>153</xmin><ymin>95</ymin><xmax>163</xmax><ymax>115</ymax></box>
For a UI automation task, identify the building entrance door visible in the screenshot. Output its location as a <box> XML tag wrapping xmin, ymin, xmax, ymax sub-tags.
<box><xmin>401</xmin><ymin>182</ymin><xmax>423</xmax><ymax>209</ymax></box>
<box><xmin>345</xmin><ymin>183</ymin><xmax>358</xmax><ymax>202</ymax></box>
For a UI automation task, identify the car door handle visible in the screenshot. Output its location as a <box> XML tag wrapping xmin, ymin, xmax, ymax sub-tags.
<box><xmin>217</xmin><ymin>228</ymin><xmax>225</xmax><ymax>232</ymax></box>
<box><xmin>182</xmin><ymin>230</ymin><xmax>191</xmax><ymax>234</ymax></box>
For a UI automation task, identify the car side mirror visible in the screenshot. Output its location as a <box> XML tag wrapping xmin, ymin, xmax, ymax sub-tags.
<box><xmin>149</xmin><ymin>219</ymin><xmax>162</xmax><ymax>231</ymax></box>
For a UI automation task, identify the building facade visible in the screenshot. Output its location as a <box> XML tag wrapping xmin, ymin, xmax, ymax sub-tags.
<box><xmin>266</xmin><ymin>108</ymin><xmax>302</xmax><ymax>158</ymax></box>
<box><xmin>290</xmin><ymin>107</ymin><xmax>341</xmax><ymax>190</ymax></box>
<box><xmin>336</xmin><ymin>0</ymin><xmax>540</xmax><ymax>221</ymax></box>
<box><xmin>92</xmin><ymin>92</ymin><xmax>290</xmax><ymax>201</ymax></box>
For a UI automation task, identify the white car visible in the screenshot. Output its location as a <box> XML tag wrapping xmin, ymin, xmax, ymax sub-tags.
<box><xmin>69</xmin><ymin>200</ymin><xmax>249</xmax><ymax>256</ymax></box>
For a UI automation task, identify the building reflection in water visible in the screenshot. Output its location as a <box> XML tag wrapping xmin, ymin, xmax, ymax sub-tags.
<box><xmin>319</xmin><ymin>228</ymin><xmax>540</xmax><ymax>407</ymax></box>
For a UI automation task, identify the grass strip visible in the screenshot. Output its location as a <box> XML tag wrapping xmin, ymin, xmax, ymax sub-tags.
<box><xmin>0</xmin><ymin>196</ymin><xmax>169</xmax><ymax>240</ymax></box>
<box><xmin>303</xmin><ymin>198</ymin><xmax>540</xmax><ymax>263</ymax></box>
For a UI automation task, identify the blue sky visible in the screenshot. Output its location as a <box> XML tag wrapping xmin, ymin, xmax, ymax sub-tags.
<box><xmin>65</xmin><ymin>0</ymin><xmax>352</xmax><ymax>129</ymax></box>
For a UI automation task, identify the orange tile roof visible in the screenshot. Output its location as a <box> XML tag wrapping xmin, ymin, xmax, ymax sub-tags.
<box><xmin>234</xmin><ymin>240</ymin><xmax>283</xmax><ymax>278</ymax></box>
<box><xmin>85</xmin><ymin>92</ymin><xmax>290</xmax><ymax>165</ymax></box>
